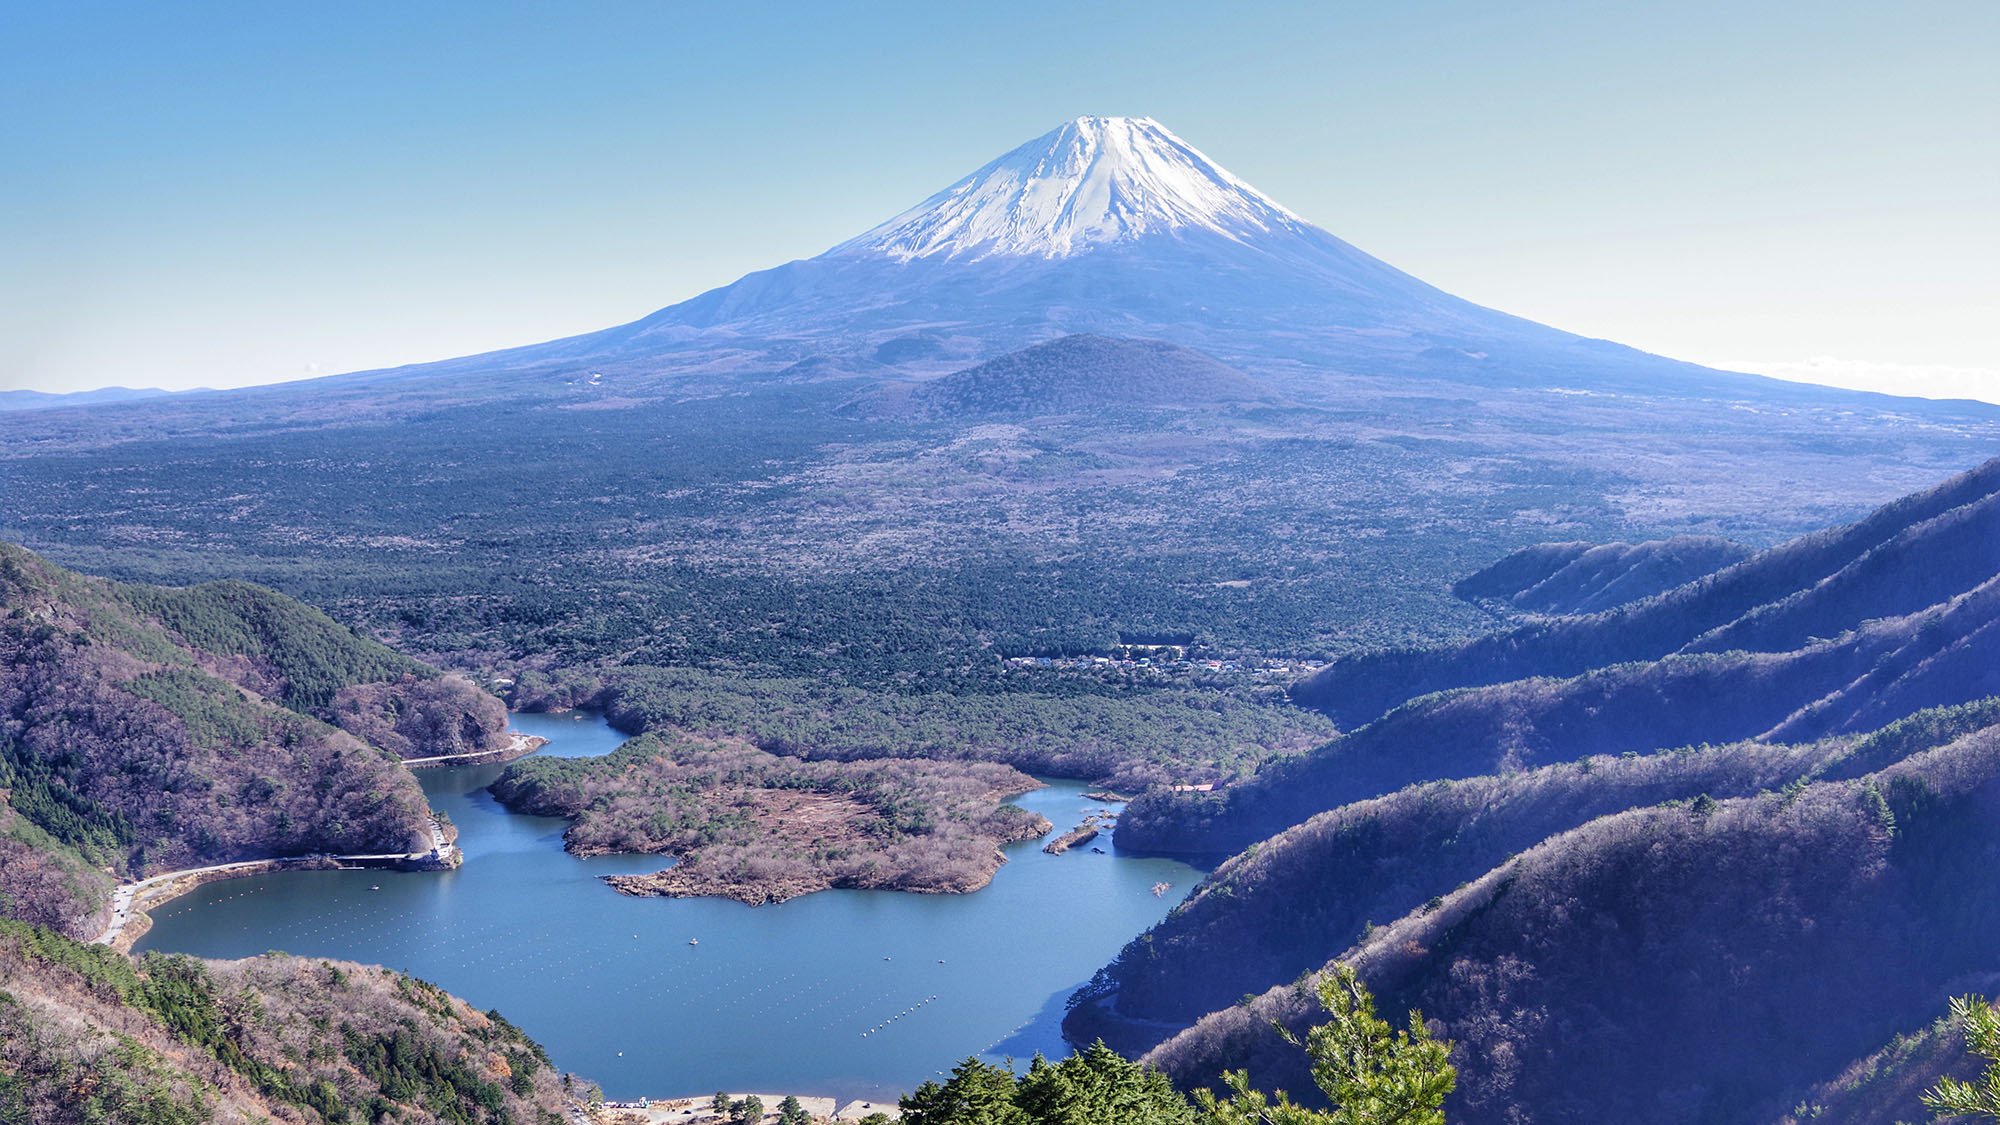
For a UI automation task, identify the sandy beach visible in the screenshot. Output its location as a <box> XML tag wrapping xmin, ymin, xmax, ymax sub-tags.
<box><xmin>592</xmin><ymin>1093</ymin><xmax>902</xmax><ymax>1123</ymax></box>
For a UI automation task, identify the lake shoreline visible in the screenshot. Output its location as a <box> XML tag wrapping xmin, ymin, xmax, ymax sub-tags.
<box><xmin>134</xmin><ymin>712</ymin><xmax>1207</xmax><ymax>1101</ymax></box>
<box><xmin>403</xmin><ymin>731</ymin><xmax>549</xmax><ymax>768</ymax></box>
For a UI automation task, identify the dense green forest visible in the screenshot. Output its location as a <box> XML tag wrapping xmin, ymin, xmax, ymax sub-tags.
<box><xmin>513</xmin><ymin>664</ymin><xmax>1333</xmax><ymax>789</ymax></box>
<box><xmin>0</xmin><ymin>920</ymin><xmax>575</xmax><ymax>1124</ymax></box>
<box><xmin>7</xmin><ymin>346</ymin><xmax>1982</xmax><ymax>688</ymax></box>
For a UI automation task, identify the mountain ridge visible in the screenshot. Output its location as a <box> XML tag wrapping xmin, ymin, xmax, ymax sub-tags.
<box><xmin>1292</xmin><ymin>455</ymin><xmax>2000</xmax><ymax>728</ymax></box>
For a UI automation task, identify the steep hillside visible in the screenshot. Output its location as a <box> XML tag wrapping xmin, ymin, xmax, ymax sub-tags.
<box><xmin>906</xmin><ymin>335</ymin><xmax>1270</xmax><ymax>418</ymax></box>
<box><xmin>112</xmin><ymin>575</ymin><xmax>508</xmax><ymax>748</ymax></box>
<box><xmin>1451</xmin><ymin>535</ymin><xmax>1750</xmax><ymax>615</ymax></box>
<box><xmin>1123</xmin><ymin>577</ymin><xmax>2000</xmax><ymax>856</ymax></box>
<box><xmin>0</xmin><ymin>543</ymin><xmax>502</xmax><ymax>937</ymax></box>
<box><xmin>1769</xmin><ymin>991</ymin><xmax>1997</xmax><ymax>1125</ymax></box>
<box><xmin>1141</xmin><ymin>718</ymin><xmax>2000</xmax><ymax>1124</ymax></box>
<box><xmin>0</xmin><ymin>920</ymin><xmax>576</xmax><ymax>1124</ymax></box>
<box><xmin>1067</xmin><ymin>737</ymin><xmax>1843</xmax><ymax>1056</ymax></box>
<box><xmin>1293</xmin><ymin>454</ymin><xmax>2000</xmax><ymax>728</ymax></box>
<box><xmin>0</xmin><ymin>795</ymin><xmax>116</xmax><ymax>939</ymax></box>
<box><xmin>1126</xmin><ymin>458</ymin><xmax>2000</xmax><ymax>856</ymax></box>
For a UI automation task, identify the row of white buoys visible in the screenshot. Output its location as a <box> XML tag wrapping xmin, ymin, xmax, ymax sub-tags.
<box><xmin>858</xmin><ymin>994</ymin><xmax>941</xmax><ymax>1037</ymax></box>
<box><xmin>799</xmin><ymin>981</ymin><xmax>872</xmax><ymax>1030</ymax></box>
<box><xmin>980</xmin><ymin>1014</ymin><xmax>1038</xmax><ymax>1056</ymax></box>
<box><xmin>156</xmin><ymin>884</ymin><xmax>270</xmax><ymax>920</ymax></box>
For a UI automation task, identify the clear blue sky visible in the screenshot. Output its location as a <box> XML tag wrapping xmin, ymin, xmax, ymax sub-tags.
<box><xmin>3</xmin><ymin>1</ymin><xmax>1994</xmax><ymax>400</ymax></box>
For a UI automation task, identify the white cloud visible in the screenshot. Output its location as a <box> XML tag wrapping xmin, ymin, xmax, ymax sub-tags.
<box><xmin>1706</xmin><ymin>356</ymin><xmax>2000</xmax><ymax>407</ymax></box>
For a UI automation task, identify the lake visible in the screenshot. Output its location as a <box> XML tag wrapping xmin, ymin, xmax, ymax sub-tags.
<box><xmin>136</xmin><ymin>710</ymin><xmax>1205</xmax><ymax>1102</ymax></box>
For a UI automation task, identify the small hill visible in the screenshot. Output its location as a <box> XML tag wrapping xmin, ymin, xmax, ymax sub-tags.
<box><xmin>0</xmin><ymin>920</ymin><xmax>577</xmax><ymax>1123</ymax></box>
<box><xmin>909</xmin><ymin>334</ymin><xmax>1270</xmax><ymax>417</ymax></box>
<box><xmin>1293</xmin><ymin>454</ymin><xmax>2000</xmax><ymax>728</ymax></box>
<box><xmin>0</xmin><ymin>385</ymin><xmax>171</xmax><ymax>412</ymax></box>
<box><xmin>1139</xmin><ymin>716</ymin><xmax>2000</xmax><ymax>1124</ymax></box>
<box><xmin>1452</xmin><ymin>535</ymin><xmax>1751</xmax><ymax>615</ymax></box>
<box><xmin>0</xmin><ymin>543</ymin><xmax>506</xmax><ymax>938</ymax></box>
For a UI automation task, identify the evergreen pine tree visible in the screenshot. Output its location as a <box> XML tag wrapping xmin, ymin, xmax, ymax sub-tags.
<box><xmin>1195</xmin><ymin>963</ymin><xmax>1455</xmax><ymax>1125</ymax></box>
<box><xmin>1925</xmin><ymin>995</ymin><xmax>2000</xmax><ymax>1121</ymax></box>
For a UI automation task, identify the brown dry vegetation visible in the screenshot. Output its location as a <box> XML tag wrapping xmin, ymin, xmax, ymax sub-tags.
<box><xmin>1082</xmin><ymin>458</ymin><xmax>2000</xmax><ymax>1122</ymax></box>
<box><xmin>1292</xmin><ymin>454</ymin><xmax>2000</xmax><ymax>728</ymax></box>
<box><xmin>0</xmin><ymin>919</ymin><xmax>575</xmax><ymax>1124</ymax></box>
<box><xmin>1067</xmin><ymin>735</ymin><xmax>1842</xmax><ymax>1056</ymax></box>
<box><xmin>0</xmin><ymin>543</ymin><xmax>509</xmax><ymax>938</ymax></box>
<box><xmin>1768</xmin><ymin>983</ymin><xmax>2000</xmax><ymax>1125</ymax></box>
<box><xmin>1127</xmin><ymin>457</ymin><xmax>2000</xmax><ymax>856</ymax></box>
<box><xmin>489</xmin><ymin>732</ymin><xmax>1051</xmax><ymax>904</ymax></box>
<box><xmin>1136</xmin><ymin>717</ymin><xmax>2000</xmax><ymax>1124</ymax></box>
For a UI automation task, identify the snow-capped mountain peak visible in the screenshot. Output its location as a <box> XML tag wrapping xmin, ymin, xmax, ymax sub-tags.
<box><xmin>824</xmin><ymin>116</ymin><xmax>1307</xmax><ymax>262</ymax></box>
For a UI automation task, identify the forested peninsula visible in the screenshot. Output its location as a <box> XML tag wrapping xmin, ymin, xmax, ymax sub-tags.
<box><xmin>489</xmin><ymin>732</ymin><xmax>1051</xmax><ymax>904</ymax></box>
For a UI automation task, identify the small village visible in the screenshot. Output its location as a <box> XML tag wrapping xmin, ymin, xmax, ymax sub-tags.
<box><xmin>1001</xmin><ymin>647</ymin><xmax>1327</xmax><ymax>680</ymax></box>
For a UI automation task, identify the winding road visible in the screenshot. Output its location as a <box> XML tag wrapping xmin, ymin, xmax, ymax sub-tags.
<box><xmin>401</xmin><ymin>731</ymin><xmax>543</xmax><ymax>767</ymax></box>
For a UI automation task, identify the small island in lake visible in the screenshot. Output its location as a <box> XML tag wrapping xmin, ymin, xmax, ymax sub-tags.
<box><xmin>1043</xmin><ymin>813</ymin><xmax>1112</xmax><ymax>855</ymax></box>
<box><xmin>488</xmin><ymin>732</ymin><xmax>1052</xmax><ymax>904</ymax></box>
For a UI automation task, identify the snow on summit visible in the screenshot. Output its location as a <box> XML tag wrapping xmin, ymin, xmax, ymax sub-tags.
<box><xmin>826</xmin><ymin>116</ymin><xmax>1307</xmax><ymax>262</ymax></box>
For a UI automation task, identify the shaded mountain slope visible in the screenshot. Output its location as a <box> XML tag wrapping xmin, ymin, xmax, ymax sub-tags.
<box><xmin>1141</xmin><ymin>718</ymin><xmax>2000</xmax><ymax>1124</ymax></box>
<box><xmin>1768</xmin><ymin>991</ymin><xmax>1998</xmax><ymax>1125</ymax></box>
<box><xmin>0</xmin><ymin>920</ymin><xmax>576</xmax><ymax>1124</ymax></box>
<box><xmin>1293</xmin><ymin>454</ymin><xmax>2000</xmax><ymax>728</ymax></box>
<box><xmin>1451</xmin><ymin>535</ymin><xmax>1751</xmax><ymax>615</ymax></box>
<box><xmin>906</xmin><ymin>335</ymin><xmax>1270</xmax><ymax>418</ymax></box>
<box><xmin>0</xmin><ymin>543</ymin><xmax>501</xmax><ymax>937</ymax></box>
<box><xmin>1066</xmin><ymin>737</ymin><xmax>1842</xmax><ymax>1057</ymax></box>
<box><xmin>1122</xmin><ymin>574</ymin><xmax>2000</xmax><ymax>857</ymax></box>
<box><xmin>1078</xmin><ymin>699</ymin><xmax>2000</xmax><ymax>1063</ymax></box>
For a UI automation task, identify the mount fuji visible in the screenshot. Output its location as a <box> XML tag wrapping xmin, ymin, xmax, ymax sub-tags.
<box><xmin>372</xmin><ymin>115</ymin><xmax>1781</xmax><ymax>396</ymax></box>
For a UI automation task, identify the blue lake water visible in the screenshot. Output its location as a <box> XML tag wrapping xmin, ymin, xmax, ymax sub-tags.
<box><xmin>136</xmin><ymin>710</ymin><xmax>1204</xmax><ymax>1101</ymax></box>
